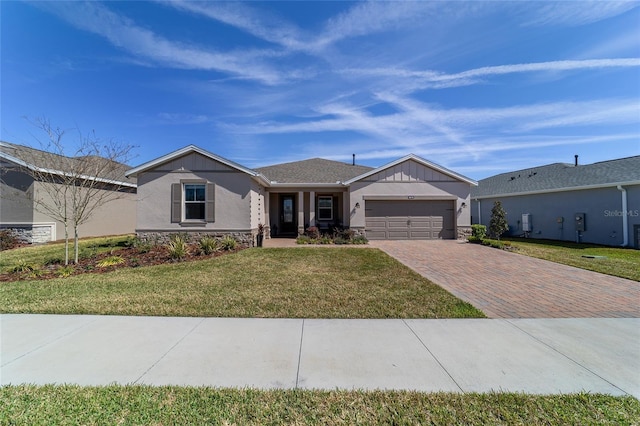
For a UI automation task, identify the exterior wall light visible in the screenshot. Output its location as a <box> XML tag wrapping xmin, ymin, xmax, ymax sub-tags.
<box><xmin>355</xmin><ymin>202</ymin><xmax>360</xmax><ymax>208</ymax></box>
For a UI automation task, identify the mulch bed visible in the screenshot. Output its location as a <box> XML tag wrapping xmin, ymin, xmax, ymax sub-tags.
<box><xmin>0</xmin><ymin>244</ymin><xmax>247</xmax><ymax>283</ymax></box>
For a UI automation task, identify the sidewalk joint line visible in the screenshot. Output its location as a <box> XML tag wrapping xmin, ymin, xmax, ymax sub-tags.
<box><xmin>504</xmin><ymin>319</ymin><xmax>632</xmax><ymax>397</ymax></box>
<box><xmin>295</xmin><ymin>319</ymin><xmax>305</xmax><ymax>389</ymax></box>
<box><xmin>133</xmin><ymin>317</ymin><xmax>205</xmax><ymax>385</ymax></box>
<box><xmin>402</xmin><ymin>319</ymin><xmax>464</xmax><ymax>393</ymax></box>
<box><xmin>1</xmin><ymin>315</ymin><xmax>100</xmax><ymax>367</ymax></box>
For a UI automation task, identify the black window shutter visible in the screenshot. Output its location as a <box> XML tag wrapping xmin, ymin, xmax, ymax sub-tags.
<box><xmin>171</xmin><ymin>183</ymin><xmax>181</xmax><ymax>223</ymax></box>
<box><xmin>205</xmin><ymin>182</ymin><xmax>215</xmax><ymax>222</ymax></box>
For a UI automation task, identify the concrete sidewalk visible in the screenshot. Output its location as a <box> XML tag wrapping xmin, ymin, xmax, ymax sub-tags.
<box><xmin>1</xmin><ymin>315</ymin><xmax>638</xmax><ymax>397</ymax></box>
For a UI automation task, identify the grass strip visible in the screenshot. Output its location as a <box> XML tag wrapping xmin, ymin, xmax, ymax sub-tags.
<box><xmin>0</xmin><ymin>248</ymin><xmax>484</xmax><ymax>318</ymax></box>
<box><xmin>1</xmin><ymin>385</ymin><xmax>638</xmax><ymax>425</ymax></box>
<box><xmin>505</xmin><ymin>238</ymin><xmax>640</xmax><ymax>281</ymax></box>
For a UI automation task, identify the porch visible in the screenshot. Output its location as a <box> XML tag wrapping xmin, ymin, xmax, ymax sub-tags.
<box><xmin>265</xmin><ymin>189</ymin><xmax>351</xmax><ymax>238</ymax></box>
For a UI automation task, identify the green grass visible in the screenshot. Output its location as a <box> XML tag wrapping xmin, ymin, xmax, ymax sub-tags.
<box><xmin>0</xmin><ymin>235</ymin><xmax>132</xmax><ymax>273</ymax></box>
<box><xmin>0</xmin><ymin>248</ymin><xmax>484</xmax><ymax>318</ymax></box>
<box><xmin>1</xmin><ymin>385</ymin><xmax>638</xmax><ymax>425</ymax></box>
<box><xmin>504</xmin><ymin>238</ymin><xmax>640</xmax><ymax>281</ymax></box>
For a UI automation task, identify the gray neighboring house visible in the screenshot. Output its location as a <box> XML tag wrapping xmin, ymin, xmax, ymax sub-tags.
<box><xmin>125</xmin><ymin>145</ymin><xmax>476</xmax><ymax>244</ymax></box>
<box><xmin>0</xmin><ymin>141</ymin><xmax>137</xmax><ymax>243</ymax></box>
<box><xmin>471</xmin><ymin>156</ymin><xmax>640</xmax><ymax>248</ymax></box>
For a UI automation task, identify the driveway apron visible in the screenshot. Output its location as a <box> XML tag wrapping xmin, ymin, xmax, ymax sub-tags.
<box><xmin>371</xmin><ymin>240</ymin><xmax>640</xmax><ymax>318</ymax></box>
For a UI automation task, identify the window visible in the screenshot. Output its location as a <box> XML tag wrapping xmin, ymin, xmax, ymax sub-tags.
<box><xmin>184</xmin><ymin>184</ymin><xmax>205</xmax><ymax>220</ymax></box>
<box><xmin>318</xmin><ymin>196</ymin><xmax>333</xmax><ymax>220</ymax></box>
<box><xmin>171</xmin><ymin>182</ymin><xmax>215</xmax><ymax>223</ymax></box>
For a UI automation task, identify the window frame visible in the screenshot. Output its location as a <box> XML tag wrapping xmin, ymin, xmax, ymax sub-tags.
<box><xmin>171</xmin><ymin>181</ymin><xmax>215</xmax><ymax>224</ymax></box>
<box><xmin>317</xmin><ymin>195</ymin><xmax>333</xmax><ymax>221</ymax></box>
<box><xmin>183</xmin><ymin>183</ymin><xmax>206</xmax><ymax>221</ymax></box>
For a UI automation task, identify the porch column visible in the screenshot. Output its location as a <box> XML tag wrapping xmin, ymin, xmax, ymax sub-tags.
<box><xmin>264</xmin><ymin>191</ymin><xmax>270</xmax><ymax>239</ymax></box>
<box><xmin>309</xmin><ymin>191</ymin><xmax>316</xmax><ymax>227</ymax></box>
<box><xmin>343</xmin><ymin>190</ymin><xmax>350</xmax><ymax>228</ymax></box>
<box><xmin>297</xmin><ymin>191</ymin><xmax>304</xmax><ymax>235</ymax></box>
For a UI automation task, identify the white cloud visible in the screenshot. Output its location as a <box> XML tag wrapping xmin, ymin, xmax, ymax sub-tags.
<box><xmin>159</xmin><ymin>0</ymin><xmax>309</xmax><ymax>51</ymax></box>
<box><xmin>35</xmin><ymin>1</ymin><xmax>287</xmax><ymax>84</ymax></box>
<box><xmin>344</xmin><ymin>58</ymin><xmax>640</xmax><ymax>92</ymax></box>
<box><xmin>522</xmin><ymin>1</ymin><xmax>639</xmax><ymax>27</ymax></box>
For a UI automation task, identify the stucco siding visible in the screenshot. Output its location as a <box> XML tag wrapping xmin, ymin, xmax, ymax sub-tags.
<box><xmin>136</xmin><ymin>169</ymin><xmax>253</xmax><ymax>231</ymax></box>
<box><xmin>0</xmin><ymin>170</ymin><xmax>35</xmax><ymax>223</ymax></box>
<box><xmin>349</xmin><ymin>180</ymin><xmax>472</xmax><ymax>229</ymax></box>
<box><xmin>1</xmin><ymin>170</ymin><xmax>135</xmax><ymax>241</ymax></box>
<box><xmin>472</xmin><ymin>184</ymin><xmax>640</xmax><ymax>246</ymax></box>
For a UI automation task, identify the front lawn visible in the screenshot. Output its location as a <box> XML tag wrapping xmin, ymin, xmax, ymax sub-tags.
<box><xmin>1</xmin><ymin>386</ymin><xmax>637</xmax><ymax>425</ymax></box>
<box><xmin>504</xmin><ymin>238</ymin><xmax>640</xmax><ymax>281</ymax></box>
<box><xmin>0</xmin><ymin>248</ymin><xmax>484</xmax><ymax>318</ymax></box>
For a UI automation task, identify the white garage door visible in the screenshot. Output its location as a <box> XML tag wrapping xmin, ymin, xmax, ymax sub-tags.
<box><xmin>365</xmin><ymin>200</ymin><xmax>455</xmax><ymax>240</ymax></box>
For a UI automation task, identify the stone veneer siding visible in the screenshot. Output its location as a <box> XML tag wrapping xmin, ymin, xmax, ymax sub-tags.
<box><xmin>1</xmin><ymin>225</ymin><xmax>53</xmax><ymax>244</ymax></box>
<box><xmin>457</xmin><ymin>226</ymin><xmax>472</xmax><ymax>239</ymax></box>
<box><xmin>137</xmin><ymin>231</ymin><xmax>255</xmax><ymax>247</ymax></box>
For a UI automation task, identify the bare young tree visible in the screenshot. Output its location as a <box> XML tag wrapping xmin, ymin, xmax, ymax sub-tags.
<box><xmin>1</xmin><ymin>117</ymin><xmax>135</xmax><ymax>264</ymax></box>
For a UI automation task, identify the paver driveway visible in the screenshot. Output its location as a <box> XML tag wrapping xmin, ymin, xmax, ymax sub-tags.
<box><xmin>371</xmin><ymin>240</ymin><xmax>640</xmax><ymax>318</ymax></box>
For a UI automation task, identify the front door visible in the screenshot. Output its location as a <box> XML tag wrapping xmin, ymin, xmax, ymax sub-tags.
<box><xmin>280</xmin><ymin>195</ymin><xmax>296</xmax><ymax>235</ymax></box>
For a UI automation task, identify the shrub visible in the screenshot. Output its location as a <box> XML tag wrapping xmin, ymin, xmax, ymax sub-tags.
<box><xmin>467</xmin><ymin>236</ymin><xmax>483</xmax><ymax>244</ymax></box>
<box><xmin>134</xmin><ymin>239</ymin><xmax>153</xmax><ymax>253</ymax></box>
<box><xmin>334</xmin><ymin>228</ymin><xmax>355</xmax><ymax>240</ymax></box>
<box><xmin>220</xmin><ymin>236</ymin><xmax>237</xmax><ymax>251</ymax></box>
<box><xmin>296</xmin><ymin>235</ymin><xmax>312</xmax><ymax>244</ymax></box>
<box><xmin>351</xmin><ymin>235</ymin><xmax>369</xmax><ymax>245</ymax></box>
<box><xmin>333</xmin><ymin>237</ymin><xmax>347</xmax><ymax>245</ymax></box>
<box><xmin>12</xmin><ymin>260</ymin><xmax>35</xmax><ymax>274</ymax></box>
<box><xmin>55</xmin><ymin>266</ymin><xmax>75</xmax><ymax>278</ymax></box>
<box><xmin>489</xmin><ymin>201</ymin><xmax>509</xmax><ymax>240</ymax></box>
<box><xmin>305</xmin><ymin>226</ymin><xmax>320</xmax><ymax>239</ymax></box>
<box><xmin>199</xmin><ymin>236</ymin><xmax>219</xmax><ymax>255</ymax></box>
<box><xmin>318</xmin><ymin>236</ymin><xmax>333</xmax><ymax>245</ymax></box>
<box><xmin>0</xmin><ymin>230</ymin><xmax>20</xmax><ymax>251</ymax></box>
<box><xmin>167</xmin><ymin>235</ymin><xmax>189</xmax><ymax>260</ymax></box>
<box><xmin>471</xmin><ymin>224</ymin><xmax>487</xmax><ymax>240</ymax></box>
<box><xmin>97</xmin><ymin>256</ymin><xmax>125</xmax><ymax>267</ymax></box>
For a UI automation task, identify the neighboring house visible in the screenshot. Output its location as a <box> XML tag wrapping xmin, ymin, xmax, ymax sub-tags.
<box><xmin>0</xmin><ymin>141</ymin><xmax>137</xmax><ymax>243</ymax></box>
<box><xmin>471</xmin><ymin>156</ymin><xmax>640</xmax><ymax>248</ymax></box>
<box><xmin>125</xmin><ymin>145</ymin><xmax>476</xmax><ymax>244</ymax></box>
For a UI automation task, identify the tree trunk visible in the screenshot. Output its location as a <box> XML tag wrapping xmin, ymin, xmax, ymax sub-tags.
<box><xmin>74</xmin><ymin>225</ymin><xmax>79</xmax><ymax>264</ymax></box>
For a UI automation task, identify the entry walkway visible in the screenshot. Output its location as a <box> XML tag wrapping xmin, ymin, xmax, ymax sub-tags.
<box><xmin>371</xmin><ymin>240</ymin><xmax>640</xmax><ymax>318</ymax></box>
<box><xmin>1</xmin><ymin>315</ymin><xmax>638</xmax><ymax>397</ymax></box>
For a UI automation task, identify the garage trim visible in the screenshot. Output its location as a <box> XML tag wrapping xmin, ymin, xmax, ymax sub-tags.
<box><xmin>362</xmin><ymin>195</ymin><xmax>457</xmax><ymax>201</ymax></box>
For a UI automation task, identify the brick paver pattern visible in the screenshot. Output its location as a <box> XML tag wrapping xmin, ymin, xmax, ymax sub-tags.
<box><xmin>371</xmin><ymin>240</ymin><xmax>640</xmax><ymax>318</ymax></box>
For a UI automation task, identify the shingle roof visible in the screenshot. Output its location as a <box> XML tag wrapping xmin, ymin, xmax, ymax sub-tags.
<box><xmin>256</xmin><ymin>158</ymin><xmax>373</xmax><ymax>184</ymax></box>
<box><xmin>0</xmin><ymin>141</ymin><xmax>136</xmax><ymax>186</ymax></box>
<box><xmin>472</xmin><ymin>156</ymin><xmax>640</xmax><ymax>198</ymax></box>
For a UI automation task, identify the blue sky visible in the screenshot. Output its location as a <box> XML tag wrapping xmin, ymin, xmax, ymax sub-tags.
<box><xmin>2</xmin><ymin>1</ymin><xmax>639</xmax><ymax>180</ymax></box>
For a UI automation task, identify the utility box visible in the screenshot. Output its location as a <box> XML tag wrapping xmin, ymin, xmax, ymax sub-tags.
<box><xmin>575</xmin><ymin>213</ymin><xmax>586</xmax><ymax>232</ymax></box>
<box><xmin>522</xmin><ymin>213</ymin><xmax>531</xmax><ymax>232</ymax></box>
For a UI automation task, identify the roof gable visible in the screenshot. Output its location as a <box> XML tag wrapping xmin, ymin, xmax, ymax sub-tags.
<box><xmin>473</xmin><ymin>156</ymin><xmax>640</xmax><ymax>198</ymax></box>
<box><xmin>256</xmin><ymin>158</ymin><xmax>373</xmax><ymax>184</ymax></box>
<box><xmin>125</xmin><ymin>145</ymin><xmax>261</xmax><ymax>179</ymax></box>
<box><xmin>345</xmin><ymin>154</ymin><xmax>477</xmax><ymax>186</ymax></box>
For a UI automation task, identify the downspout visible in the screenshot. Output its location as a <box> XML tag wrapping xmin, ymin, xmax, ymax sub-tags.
<box><xmin>617</xmin><ymin>185</ymin><xmax>629</xmax><ymax>247</ymax></box>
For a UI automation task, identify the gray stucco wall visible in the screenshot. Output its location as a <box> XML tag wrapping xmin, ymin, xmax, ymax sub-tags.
<box><xmin>1</xmin><ymin>169</ymin><xmax>135</xmax><ymax>242</ymax></box>
<box><xmin>472</xmin><ymin>184</ymin><xmax>640</xmax><ymax>247</ymax></box>
<box><xmin>135</xmin><ymin>153</ymin><xmax>256</xmax><ymax>232</ymax></box>
<box><xmin>349</xmin><ymin>181</ymin><xmax>472</xmax><ymax>231</ymax></box>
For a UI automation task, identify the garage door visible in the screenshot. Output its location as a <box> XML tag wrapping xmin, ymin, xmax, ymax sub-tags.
<box><xmin>365</xmin><ymin>200</ymin><xmax>455</xmax><ymax>240</ymax></box>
